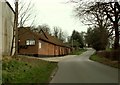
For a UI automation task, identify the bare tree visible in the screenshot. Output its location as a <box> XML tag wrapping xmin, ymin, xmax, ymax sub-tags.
<box><xmin>31</xmin><ymin>24</ymin><xmax>51</xmax><ymax>35</ymax></box>
<box><xmin>72</xmin><ymin>0</ymin><xmax>119</xmax><ymax>49</ymax></box>
<box><xmin>18</xmin><ymin>0</ymin><xmax>36</xmax><ymax>27</ymax></box>
<box><xmin>53</xmin><ymin>26</ymin><xmax>60</xmax><ymax>38</ymax></box>
<box><xmin>53</xmin><ymin>26</ymin><xmax>67</xmax><ymax>42</ymax></box>
<box><xmin>10</xmin><ymin>0</ymin><xmax>36</xmax><ymax>55</ymax></box>
<box><xmin>101</xmin><ymin>2</ymin><xmax>120</xmax><ymax>49</ymax></box>
<box><xmin>38</xmin><ymin>24</ymin><xmax>51</xmax><ymax>34</ymax></box>
<box><xmin>88</xmin><ymin>2</ymin><xmax>120</xmax><ymax>49</ymax></box>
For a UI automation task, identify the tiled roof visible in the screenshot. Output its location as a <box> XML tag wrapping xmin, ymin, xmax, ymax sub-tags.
<box><xmin>18</xmin><ymin>27</ymin><xmax>68</xmax><ymax>47</ymax></box>
<box><xmin>39</xmin><ymin>29</ymin><xmax>67</xmax><ymax>47</ymax></box>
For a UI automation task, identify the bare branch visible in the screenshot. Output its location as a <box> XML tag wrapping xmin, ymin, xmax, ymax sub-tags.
<box><xmin>18</xmin><ymin>2</ymin><xmax>25</xmax><ymax>13</ymax></box>
<box><xmin>30</xmin><ymin>15</ymin><xmax>36</xmax><ymax>27</ymax></box>
<box><xmin>18</xmin><ymin>0</ymin><xmax>35</xmax><ymax>27</ymax></box>
<box><xmin>21</xmin><ymin>14</ymin><xmax>31</xmax><ymax>26</ymax></box>
<box><xmin>104</xmin><ymin>9</ymin><xmax>114</xmax><ymax>23</ymax></box>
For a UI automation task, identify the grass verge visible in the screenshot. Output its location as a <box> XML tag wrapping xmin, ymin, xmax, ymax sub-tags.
<box><xmin>70</xmin><ymin>49</ymin><xmax>87</xmax><ymax>55</ymax></box>
<box><xmin>2</xmin><ymin>56</ymin><xmax>57</xmax><ymax>83</ymax></box>
<box><xmin>89</xmin><ymin>53</ymin><xmax>119</xmax><ymax>69</ymax></box>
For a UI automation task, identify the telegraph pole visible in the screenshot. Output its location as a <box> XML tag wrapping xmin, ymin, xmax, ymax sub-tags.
<box><xmin>15</xmin><ymin>0</ymin><xmax>18</xmax><ymax>56</ymax></box>
<box><xmin>72</xmin><ymin>37</ymin><xmax>74</xmax><ymax>52</ymax></box>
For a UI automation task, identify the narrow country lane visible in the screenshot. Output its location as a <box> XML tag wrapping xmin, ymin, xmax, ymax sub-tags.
<box><xmin>50</xmin><ymin>48</ymin><xmax>119</xmax><ymax>83</ymax></box>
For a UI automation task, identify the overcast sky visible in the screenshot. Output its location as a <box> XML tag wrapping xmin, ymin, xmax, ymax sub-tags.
<box><xmin>7</xmin><ymin>0</ymin><xmax>88</xmax><ymax>36</ymax></box>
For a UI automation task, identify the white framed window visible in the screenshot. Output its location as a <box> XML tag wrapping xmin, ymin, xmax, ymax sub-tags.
<box><xmin>26</xmin><ymin>39</ymin><xmax>35</xmax><ymax>45</ymax></box>
<box><xmin>39</xmin><ymin>42</ymin><xmax>41</xmax><ymax>49</ymax></box>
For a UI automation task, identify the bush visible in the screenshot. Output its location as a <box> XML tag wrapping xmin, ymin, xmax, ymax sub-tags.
<box><xmin>90</xmin><ymin>53</ymin><xmax>120</xmax><ymax>68</ymax></box>
<box><xmin>96</xmin><ymin>50</ymin><xmax>120</xmax><ymax>61</ymax></box>
<box><xmin>85</xmin><ymin>27</ymin><xmax>108</xmax><ymax>51</ymax></box>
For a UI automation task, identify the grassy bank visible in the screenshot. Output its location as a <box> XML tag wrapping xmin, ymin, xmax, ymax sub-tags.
<box><xmin>2</xmin><ymin>56</ymin><xmax>57</xmax><ymax>83</ymax></box>
<box><xmin>70</xmin><ymin>49</ymin><xmax>87</xmax><ymax>55</ymax></box>
<box><xmin>89</xmin><ymin>53</ymin><xmax>119</xmax><ymax>69</ymax></box>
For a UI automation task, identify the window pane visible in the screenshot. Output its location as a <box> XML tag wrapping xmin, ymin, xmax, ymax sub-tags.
<box><xmin>39</xmin><ymin>42</ymin><xmax>41</xmax><ymax>48</ymax></box>
<box><xmin>26</xmin><ymin>40</ymin><xmax>29</xmax><ymax>45</ymax></box>
<box><xmin>26</xmin><ymin>39</ymin><xmax>35</xmax><ymax>45</ymax></box>
<box><xmin>30</xmin><ymin>40</ymin><xmax>35</xmax><ymax>45</ymax></box>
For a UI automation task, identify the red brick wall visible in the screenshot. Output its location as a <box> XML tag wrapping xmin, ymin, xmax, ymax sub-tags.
<box><xmin>38</xmin><ymin>40</ymin><xmax>48</xmax><ymax>55</ymax></box>
<box><xmin>54</xmin><ymin>45</ymin><xmax>58</xmax><ymax>56</ymax></box>
<box><xmin>59</xmin><ymin>47</ymin><xmax>64</xmax><ymax>55</ymax></box>
<box><xmin>18</xmin><ymin>29</ymin><xmax>38</xmax><ymax>55</ymax></box>
<box><xmin>38</xmin><ymin>40</ymin><xmax>55</xmax><ymax>56</ymax></box>
<box><xmin>62</xmin><ymin>47</ymin><xmax>65</xmax><ymax>55</ymax></box>
<box><xmin>59</xmin><ymin>47</ymin><xmax>62</xmax><ymax>55</ymax></box>
<box><xmin>18</xmin><ymin>28</ymin><xmax>72</xmax><ymax>56</ymax></box>
<box><xmin>64</xmin><ymin>47</ymin><xmax>67</xmax><ymax>55</ymax></box>
<box><xmin>47</xmin><ymin>43</ymin><xmax>54</xmax><ymax>56</ymax></box>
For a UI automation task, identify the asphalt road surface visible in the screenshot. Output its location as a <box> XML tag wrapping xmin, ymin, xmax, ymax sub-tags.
<box><xmin>50</xmin><ymin>48</ymin><xmax>119</xmax><ymax>83</ymax></box>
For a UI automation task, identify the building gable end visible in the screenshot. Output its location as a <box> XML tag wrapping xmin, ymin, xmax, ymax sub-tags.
<box><xmin>39</xmin><ymin>29</ymin><xmax>49</xmax><ymax>39</ymax></box>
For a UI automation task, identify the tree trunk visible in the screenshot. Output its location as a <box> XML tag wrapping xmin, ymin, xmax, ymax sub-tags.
<box><xmin>15</xmin><ymin>1</ymin><xmax>18</xmax><ymax>56</ymax></box>
<box><xmin>113</xmin><ymin>2</ymin><xmax>119</xmax><ymax>49</ymax></box>
<box><xmin>114</xmin><ymin>22</ymin><xmax>119</xmax><ymax>49</ymax></box>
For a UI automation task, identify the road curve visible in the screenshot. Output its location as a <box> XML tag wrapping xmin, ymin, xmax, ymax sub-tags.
<box><xmin>50</xmin><ymin>48</ymin><xmax>119</xmax><ymax>83</ymax></box>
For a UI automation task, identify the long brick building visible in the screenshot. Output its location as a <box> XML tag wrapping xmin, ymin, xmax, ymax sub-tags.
<box><xmin>18</xmin><ymin>27</ymin><xmax>72</xmax><ymax>57</ymax></box>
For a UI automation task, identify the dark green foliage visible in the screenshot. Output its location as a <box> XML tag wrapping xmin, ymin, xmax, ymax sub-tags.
<box><xmin>90</xmin><ymin>52</ymin><xmax>120</xmax><ymax>68</ymax></box>
<box><xmin>85</xmin><ymin>27</ymin><xmax>108</xmax><ymax>51</ymax></box>
<box><xmin>75</xmin><ymin>1</ymin><xmax>120</xmax><ymax>49</ymax></box>
<box><xmin>96</xmin><ymin>50</ymin><xmax>120</xmax><ymax>61</ymax></box>
<box><xmin>70</xmin><ymin>30</ymin><xmax>84</xmax><ymax>49</ymax></box>
<box><xmin>85</xmin><ymin>28</ymin><xmax>93</xmax><ymax>47</ymax></box>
